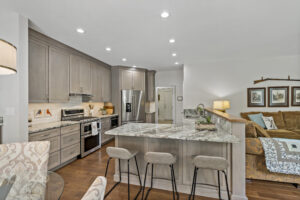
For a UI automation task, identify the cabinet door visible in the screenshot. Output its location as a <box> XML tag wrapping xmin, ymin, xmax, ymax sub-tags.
<box><xmin>70</xmin><ymin>54</ymin><xmax>81</xmax><ymax>94</ymax></box>
<box><xmin>121</xmin><ymin>70</ymin><xmax>133</xmax><ymax>90</ymax></box>
<box><xmin>147</xmin><ymin>71</ymin><xmax>155</xmax><ymax>101</ymax></box>
<box><xmin>80</xmin><ymin>58</ymin><xmax>92</xmax><ymax>95</ymax></box>
<box><xmin>133</xmin><ymin>71</ymin><xmax>145</xmax><ymax>91</ymax></box>
<box><xmin>49</xmin><ymin>47</ymin><xmax>70</xmax><ymax>102</ymax></box>
<box><xmin>91</xmin><ymin>63</ymin><xmax>102</xmax><ymax>102</ymax></box>
<box><xmin>102</xmin><ymin>67</ymin><xmax>112</xmax><ymax>102</ymax></box>
<box><xmin>29</xmin><ymin>39</ymin><xmax>49</xmax><ymax>103</ymax></box>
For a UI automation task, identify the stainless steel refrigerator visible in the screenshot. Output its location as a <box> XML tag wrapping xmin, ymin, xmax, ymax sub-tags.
<box><xmin>121</xmin><ymin>90</ymin><xmax>144</xmax><ymax>124</ymax></box>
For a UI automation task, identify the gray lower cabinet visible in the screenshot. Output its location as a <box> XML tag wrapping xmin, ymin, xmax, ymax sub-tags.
<box><xmin>101</xmin><ymin>117</ymin><xmax>114</xmax><ymax>144</ymax></box>
<box><xmin>49</xmin><ymin>47</ymin><xmax>70</xmax><ymax>102</ymax></box>
<box><xmin>29</xmin><ymin>124</ymin><xmax>80</xmax><ymax>170</ymax></box>
<box><xmin>29</xmin><ymin>39</ymin><xmax>49</xmax><ymax>103</ymax></box>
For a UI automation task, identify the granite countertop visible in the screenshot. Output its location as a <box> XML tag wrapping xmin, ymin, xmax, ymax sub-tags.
<box><xmin>29</xmin><ymin>121</ymin><xmax>80</xmax><ymax>134</ymax></box>
<box><xmin>28</xmin><ymin>114</ymin><xmax>118</xmax><ymax>134</ymax></box>
<box><xmin>105</xmin><ymin>122</ymin><xmax>239</xmax><ymax>143</ymax></box>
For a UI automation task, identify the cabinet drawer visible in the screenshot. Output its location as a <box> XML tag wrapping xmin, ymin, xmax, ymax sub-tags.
<box><xmin>29</xmin><ymin>128</ymin><xmax>60</xmax><ymax>141</ymax></box>
<box><xmin>48</xmin><ymin>136</ymin><xmax>60</xmax><ymax>153</ymax></box>
<box><xmin>61</xmin><ymin>143</ymin><xmax>80</xmax><ymax>164</ymax></box>
<box><xmin>61</xmin><ymin>124</ymin><xmax>80</xmax><ymax>135</ymax></box>
<box><xmin>48</xmin><ymin>151</ymin><xmax>60</xmax><ymax>170</ymax></box>
<box><xmin>61</xmin><ymin>131</ymin><xmax>80</xmax><ymax>149</ymax></box>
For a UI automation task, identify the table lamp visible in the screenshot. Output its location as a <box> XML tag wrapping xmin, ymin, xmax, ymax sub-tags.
<box><xmin>0</xmin><ymin>39</ymin><xmax>17</xmax><ymax>75</ymax></box>
<box><xmin>213</xmin><ymin>100</ymin><xmax>230</xmax><ymax>112</ymax></box>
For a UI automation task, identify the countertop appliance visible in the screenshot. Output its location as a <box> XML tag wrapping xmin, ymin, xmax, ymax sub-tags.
<box><xmin>61</xmin><ymin>108</ymin><xmax>101</xmax><ymax>158</ymax></box>
<box><xmin>121</xmin><ymin>90</ymin><xmax>144</xmax><ymax>124</ymax></box>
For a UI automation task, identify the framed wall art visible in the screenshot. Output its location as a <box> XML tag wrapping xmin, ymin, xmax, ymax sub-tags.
<box><xmin>247</xmin><ymin>88</ymin><xmax>266</xmax><ymax>107</ymax></box>
<box><xmin>291</xmin><ymin>87</ymin><xmax>300</xmax><ymax>106</ymax></box>
<box><xmin>268</xmin><ymin>86</ymin><xmax>289</xmax><ymax>107</ymax></box>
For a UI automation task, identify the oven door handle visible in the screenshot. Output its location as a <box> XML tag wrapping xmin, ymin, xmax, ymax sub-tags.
<box><xmin>83</xmin><ymin>133</ymin><xmax>99</xmax><ymax>138</ymax></box>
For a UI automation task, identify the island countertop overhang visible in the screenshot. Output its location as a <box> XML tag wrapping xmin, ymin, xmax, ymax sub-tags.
<box><xmin>105</xmin><ymin>122</ymin><xmax>240</xmax><ymax>143</ymax></box>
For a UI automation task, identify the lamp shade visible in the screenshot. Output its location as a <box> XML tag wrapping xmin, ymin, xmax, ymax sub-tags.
<box><xmin>0</xmin><ymin>39</ymin><xmax>17</xmax><ymax>75</ymax></box>
<box><xmin>213</xmin><ymin>100</ymin><xmax>230</xmax><ymax>111</ymax></box>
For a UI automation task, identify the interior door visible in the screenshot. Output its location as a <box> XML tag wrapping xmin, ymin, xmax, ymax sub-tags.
<box><xmin>158</xmin><ymin>88</ymin><xmax>173</xmax><ymax>122</ymax></box>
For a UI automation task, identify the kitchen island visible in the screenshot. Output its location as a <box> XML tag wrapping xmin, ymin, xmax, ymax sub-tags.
<box><xmin>105</xmin><ymin>109</ymin><xmax>247</xmax><ymax>200</ymax></box>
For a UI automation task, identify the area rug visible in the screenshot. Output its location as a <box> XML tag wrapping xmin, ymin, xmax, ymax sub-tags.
<box><xmin>259</xmin><ymin>137</ymin><xmax>300</xmax><ymax>175</ymax></box>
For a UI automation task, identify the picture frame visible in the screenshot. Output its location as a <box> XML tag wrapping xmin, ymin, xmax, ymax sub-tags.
<box><xmin>291</xmin><ymin>87</ymin><xmax>300</xmax><ymax>106</ymax></box>
<box><xmin>268</xmin><ymin>86</ymin><xmax>289</xmax><ymax>107</ymax></box>
<box><xmin>247</xmin><ymin>88</ymin><xmax>266</xmax><ymax>107</ymax></box>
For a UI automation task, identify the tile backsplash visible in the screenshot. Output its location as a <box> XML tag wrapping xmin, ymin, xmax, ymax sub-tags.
<box><xmin>29</xmin><ymin>96</ymin><xmax>105</xmax><ymax>124</ymax></box>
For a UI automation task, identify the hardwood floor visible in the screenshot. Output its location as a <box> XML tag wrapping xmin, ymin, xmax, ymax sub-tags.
<box><xmin>57</xmin><ymin>140</ymin><xmax>300</xmax><ymax>200</ymax></box>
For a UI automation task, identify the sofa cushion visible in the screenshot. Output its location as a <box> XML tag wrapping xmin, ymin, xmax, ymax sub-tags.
<box><xmin>282</xmin><ymin>111</ymin><xmax>300</xmax><ymax>130</ymax></box>
<box><xmin>292</xmin><ymin>129</ymin><xmax>300</xmax><ymax>134</ymax></box>
<box><xmin>241</xmin><ymin>111</ymin><xmax>286</xmax><ymax>129</ymax></box>
<box><xmin>245</xmin><ymin>121</ymin><xmax>257</xmax><ymax>138</ymax></box>
<box><xmin>248</xmin><ymin>113</ymin><xmax>266</xmax><ymax>129</ymax></box>
<box><xmin>266</xmin><ymin>129</ymin><xmax>300</xmax><ymax>139</ymax></box>
<box><xmin>246</xmin><ymin>138</ymin><xmax>264</xmax><ymax>155</ymax></box>
<box><xmin>253</xmin><ymin>123</ymin><xmax>270</xmax><ymax>138</ymax></box>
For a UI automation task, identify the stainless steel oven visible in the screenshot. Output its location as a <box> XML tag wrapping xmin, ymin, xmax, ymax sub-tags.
<box><xmin>111</xmin><ymin>116</ymin><xmax>119</xmax><ymax>129</ymax></box>
<box><xmin>80</xmin><ymin>120</ymin><xmax>101</xmax><ymax>157</ymax></box>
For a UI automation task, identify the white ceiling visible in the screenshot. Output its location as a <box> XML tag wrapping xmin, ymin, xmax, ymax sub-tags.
<box><xmin>3</xmin><ymin>0</ymin><xmax>300</xmax><ymax>69</ymax></box>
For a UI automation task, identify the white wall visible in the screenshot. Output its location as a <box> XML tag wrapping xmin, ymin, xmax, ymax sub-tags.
<box><xmin>155</xmin><ymin>66</ymin><xmax>184</xmax><ymax>123</ymax></box>
<box><xmin>183</xmin><ymin>55</ymin><xmax>300</xmax><ymax>116</ymax></box>
<box><xmin>0</xmin><ymin>11</ymin><xmax>28</xmax><ymax>143</ymax></box>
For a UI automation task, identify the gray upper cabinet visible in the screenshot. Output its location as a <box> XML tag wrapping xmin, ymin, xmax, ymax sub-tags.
<box><xmin>69</xmin><ymin>55</ymin><xmax>81</xmax><ymax>94</ymax></box>
<box><xmin>121</xmin><ymin>70</ymin><xmax>133</xmax><ymax>90</ymax></box>
<box><xmin>49</xmin><ymin>47</ymin><xmax>70</xmax><ymax>102</ymax></box>
<box><xmin>29</xmin><ymin>39</ymin><xmax>49</xmax><ymax>103</ymax></box>
<box><xmin>79</xmin><ymin>58</ymin><xmax>92</xmax><ymax>95</ymax></box>
<box><xmin>91</xmin><ymin>63</ymin><xmax>102</xmax><ymax>102</ymax></box>
<box><xmin>133</xmin><ymin>71</ymin><xmax>145</xmax><ymax>91</ymax></box>
<box><xmin>102</xmin><ymin>67</ymin><xmax>112</xmax><ymax>102</ymax></box>
<box><xmin>146</xmin><ymin>71</ymin><xmax>156</xmax><ymax>102</ymax></box>
<box><xmin>70</xmin><ymin>54</ymin><xmax>92</xmax><ymax>95</ymax></box>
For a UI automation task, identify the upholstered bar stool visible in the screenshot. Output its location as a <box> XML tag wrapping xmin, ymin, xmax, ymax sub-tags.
<box><xmin>189</xmin><ymin>155</ymin><xmax>230</xmax><ymax>200</ymax></box>
<box><xmin>105</xmin><ymin>147</ymin><xmax>142</xmax><ymax>200</ymax></box>
<box><xmin>141</xmin><ymin>152</ymin><xmax>179</xmax><ymax>200</ymax></box>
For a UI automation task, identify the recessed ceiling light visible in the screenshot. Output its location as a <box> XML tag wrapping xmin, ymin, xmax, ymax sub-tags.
<box><xmin>169</xmin><ymin>38</ymin><xmax>175</xmax><ymax>43</ymax></box>
<box><xmin>175</xmin><ymin>62</ymin><xmax>179</xmax><ymax>65</ymax></box>
<box><xmin>161</xmin><ymin>11</ymin><xmax>169</xmax><ymax>18</ymax></box>
<box><xmin>76</xmin><ymin>28</ymin><xmax>85</xmax><ymax>34</ymax></box>
<box><xmin>105</xmin><ymin>47</ymin><xmax>111</xmax><ymax>52</ymax></box>
<box><xmin>172</xmin><ymin>53</ymin><xmax>177</xmax><ymax>57</ymax></box>
<box><xmin>122</xmin><ymin>58</ymin><xmax>127</xmax><ymax>62</ymax></box>
<box><xmin>133</xmin><ymin>65</ymin><xmax>137</xmax><ymax>68</ymax></box>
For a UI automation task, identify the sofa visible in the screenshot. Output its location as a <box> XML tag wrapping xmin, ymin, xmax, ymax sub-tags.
<box><xmin>240</xmin><ymin>111</ymin><xmax>300</xmax><ymax>184</ymax></box>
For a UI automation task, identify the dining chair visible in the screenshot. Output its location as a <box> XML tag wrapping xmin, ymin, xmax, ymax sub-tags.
<box><xmin>81</xmin><ymin>176</ymin><xmax>107</xmax><ymax>200</ymax></box>
<box><xmin>0</xmin><ymin>141</ymin><xmax>50</xmax><ymax>199</ymax></box>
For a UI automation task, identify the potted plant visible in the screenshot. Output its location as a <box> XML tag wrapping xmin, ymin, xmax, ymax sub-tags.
<box><xmin>195</xmin><ymin>116</ymin><xmax>217</xmax><ymax>131</ymax></box>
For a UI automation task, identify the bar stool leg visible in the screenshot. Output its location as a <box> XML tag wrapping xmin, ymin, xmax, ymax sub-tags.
<box><xmin>217</xmin><ymin>171</ymin><xmax>221</xmax><ymax>200</ymax></box>
<box><xmin>128</xmin><ymin>160</ymin><xmax>130</xmax><ymax>200</ymax></box>
<box><xmin>169</xmin><ymin>165</ymin><xmax>175</xmax><ymax>200</ymax></box>
<box><xmin>134</xmin><ymin>156</ymin><xmax>142</xmax><ymax>200</ymax></box>
<box><xmin>189</xmin><ymin>167</ymin><xmax>197</xmax><ymax>200</ymax></box>
<box><xmin>141</xmin><ymin>163</ymin><xmax>149</xmax><ymax>200</ymax></box>
<box><xmin>192</xmin><ymin>167</ymin><xmax>198</xmax><ymax>200</ymax></box>
<box><xmin>170</xmin><ymin>164</ymin><xmax>179</xmax><ymax>200</ymax></box>
<box><xmin>104</xmin><ymin>158</ymin><xmax>122</xmax><ymax>199</ymax></box>
<box><xmin>144</xmin><ymin>164</ymin><xmax>154</xmax><ymax>200</ymax></box>
<box><xmin>222</xmin><ymin>171</ymin><xmax>231</xmax><ymax>200</ymax></box>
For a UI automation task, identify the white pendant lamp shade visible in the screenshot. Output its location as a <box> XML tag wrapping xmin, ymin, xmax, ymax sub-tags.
<box><xmin>0</xmin><ymin>39</ymin><xmax>17</xmax><ymax>75</ymax></box>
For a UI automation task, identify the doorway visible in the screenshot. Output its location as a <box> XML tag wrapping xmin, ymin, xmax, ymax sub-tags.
<box><xmin>155</xmin><ymin>87</ymin><xmax>175</xmax><ymax>124</ymax></box>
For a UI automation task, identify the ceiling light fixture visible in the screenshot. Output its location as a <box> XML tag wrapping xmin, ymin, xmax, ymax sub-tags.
<box><xmin>105</xmin><ymin>47</ymin><xmax>111</xmax><ymax>52</ymax></box>
<box><xmin>175</xmin><ymin>62</ymin><xmax>179</xmax><ymax>65</ymax></box>
<box><xmin>172</xmin><ymin>53</ymin><xmax>177</xmax><ymax>57</ymax></box>
<box><xmin>169</xmin><ymin>38</ymin><xmax>175</xmax><ymax>43</ymax></box>
<box><xmin>122</xmin><ymin>58</ymin><xmax>127</xmax><ymax>62</ymax></box>
<box><xmin>161</xmin><ymin>11</ymin><xmax>169</xmax><ymax>18</ymax></box>
<box><xmin>76</xmin><ymin>28</ymin><xmax>85</xmax><ymax>34</ymax></box>
<box><xmin>133</xmin><ymin>65</ymin><xmax>137</xmax><ymax>68</ymax></box>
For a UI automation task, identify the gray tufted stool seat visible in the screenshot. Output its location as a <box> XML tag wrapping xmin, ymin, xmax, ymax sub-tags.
<box><xmin>189</xmin><ymin>155</ymin><xmax>231</xmax><ymax>200</ymax></box>
<box><xmin>104</xmin><ymin>147</ymin><xmax>142</xmax><ymax>200</ymax></box>
<box><xmin>144</xmin><ymin>152</ymin><xmax>176</xmax><ymax>165</ymax></box>
<box><xmin>106</xmin><ymin>147</ymin><xmax>138</xmax><ymax>160</ymax></box>
<box><xmin>193</xmin><ymin>155</ymin><xmax>229</xmax><ymax>171</ymax></box>
<box><xmin>141</xmin><ymin>152</ymin><xmax>179</xmax><ymax>200</ymax></box>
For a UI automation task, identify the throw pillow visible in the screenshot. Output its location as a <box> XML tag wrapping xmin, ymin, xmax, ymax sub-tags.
<box><xmin>245</xmin><ymin>121</ymin><xmax>258</xmax><ymax>138</ymax></box>
<box><xmin>248</xmin><ymin>113</ymin><xmax>266</xmax><ymax>129</ymax></box>
<box><xmin>262</xmin><ymin>116</ymin><xmax>278</xmax><ymax>130</ymax></box>
<box><xmin>253</xmin><ymin>123</ymin><xmax>271</xmax><ymax>138</ymax></box>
